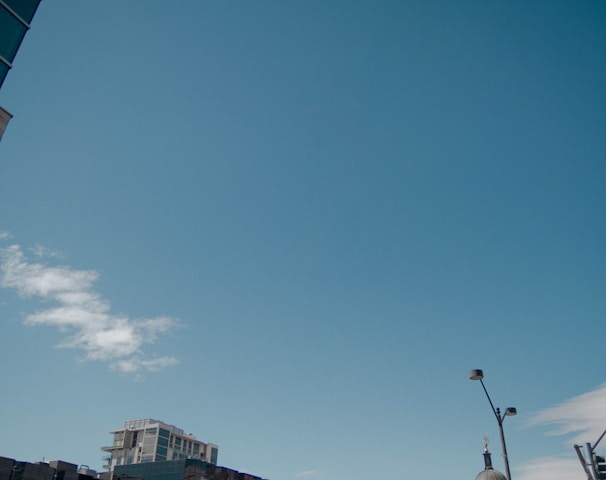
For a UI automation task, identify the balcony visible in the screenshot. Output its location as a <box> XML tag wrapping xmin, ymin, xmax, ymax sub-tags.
<box><xmin>101</xmin><ymin>443</ymin><xmax>124</xmax><ymax>451</ymax></box>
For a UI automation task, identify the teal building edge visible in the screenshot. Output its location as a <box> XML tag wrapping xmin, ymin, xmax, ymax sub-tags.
<box><xmin>0</xmin><ymin>0</ymin><xmax>42</xmax><ymax>89</ymax></box>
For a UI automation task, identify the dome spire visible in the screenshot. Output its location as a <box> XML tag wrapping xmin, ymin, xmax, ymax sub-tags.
<box><xmin>483</xmin><ymin>436</ymin><xmax>494</xmax><ymax>469</ymax></box>
<box><xmin>475</xmin><ymin>437</ymin><xmax>507</xmax><ymax>480</ymax></box>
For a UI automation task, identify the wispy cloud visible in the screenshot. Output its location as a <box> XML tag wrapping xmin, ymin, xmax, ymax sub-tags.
<box><xmin>295</xmin><ymin>470</ymin><xmax>318</xmax><ymax>478</ymax></box>
<box><xmin>0</xmin><ymin>243</ymin><xmax>181</xmax><ymax>374</ymax></box>
<box><xmin>29</xmin><ymin>244</ymin><xmax>64</xmax><ymax>259</ymax></box>
<box><xmin>528</xmin><ymin>384</ymin><xmax>606</xmax><ymax>444</ymax></box>
<box><xmin>515</xmin><ymin>385</ymin><xmax>606</xmax><ymax>480</ymax></box>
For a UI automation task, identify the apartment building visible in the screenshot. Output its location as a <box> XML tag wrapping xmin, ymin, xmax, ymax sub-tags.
<box><xmin>102</xmin><ymin>419</ymin><xmax>218</xmax><ymax>473</ymax></box>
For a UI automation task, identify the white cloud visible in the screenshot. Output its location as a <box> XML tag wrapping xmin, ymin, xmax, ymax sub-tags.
<box><xmin>0</xmin><ymin>243</ymin><xmax>181</xmax><ymax>374</ymax></box>
<box><xmin>516</xmin><ymin>455</ymin><xmax>586</xmax><ymax>480</ymax></box>
<box><xmin>1</xmin><ymin>245</ymin><xmax>98</xmax><ymax>298</ymax></box>
<box><xmin>515</xmin><ymin>385</ymin><xmax>606</xmax><ymax>480</ymax></box>
<box><xmin>0</xmin><ymin>231</ymin><xmax>12</xmax><ymax>240</ymax></box>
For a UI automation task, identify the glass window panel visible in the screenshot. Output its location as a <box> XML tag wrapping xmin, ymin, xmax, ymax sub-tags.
<box><xmin>0</xmin><ymin>7</ymin><xmax>26</xmax><ymax>62</ymax></box>
<box><xmin>3</xmin><ymin>0</ymin><xmax>41</xmax><ymax>24</ymax></box>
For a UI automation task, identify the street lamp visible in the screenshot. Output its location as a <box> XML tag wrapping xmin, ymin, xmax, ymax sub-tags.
<box><xmin>469</xmin><ymin>369</ymin><xmax>517</xmax><ymax>480</ymax></box>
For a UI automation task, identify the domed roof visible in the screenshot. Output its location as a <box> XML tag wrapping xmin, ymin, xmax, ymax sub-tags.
<box><xmin>475</xmin><ymin>468</ymin><xmax>507</xmax><ymax>480</ymax></box>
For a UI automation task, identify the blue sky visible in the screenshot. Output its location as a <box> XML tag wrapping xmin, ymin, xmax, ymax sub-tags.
<box><xmin>0</xmin><ymin>2</ymin><xmax>605</xmax><ymax>480</ymax></box>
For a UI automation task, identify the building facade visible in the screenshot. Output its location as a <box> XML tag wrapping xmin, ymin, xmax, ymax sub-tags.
<box><xmin>102</xmin><ymin>419</ymin><xmax>218</xmax><ymax>472</ymax></box>
<box><xmin>113</xmin><ymin>458</ymin><xmax>210</xmax><ymax>480</ymax></box>
<box><xmin>113</xmin><ymin>459</ymin><xmax>264</xmax><ymax>480</ymax></box>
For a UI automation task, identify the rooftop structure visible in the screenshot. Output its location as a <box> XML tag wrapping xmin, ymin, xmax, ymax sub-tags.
<box><xmin>0</xmin><ymin>456</ymin><xmax>100</xmax><ymax>480</ymax></box>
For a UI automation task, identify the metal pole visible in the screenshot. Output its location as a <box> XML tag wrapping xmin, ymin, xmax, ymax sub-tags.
<box><xmin>497</xmin><ymin>408</ymin><xmax>512</xmax><ymax>480</ymax></box>
<box><xmin>479</xmin><ymin>379</ymin><xmax>513</xmax><ymax>480</ymax></box>
<box><xmin>588</xmin><ymin>443</ymin><xmax>600</xmax><ymax>480</ymax></box>
<box><xmin>479</xmin><ymin>379</ymin><xmax>500</xmax><ymax>423</ymax></box>
<box><xmin>593</xmin><ymin>429</ymin><xmax>606</xmax><ymax>451</ymax></box>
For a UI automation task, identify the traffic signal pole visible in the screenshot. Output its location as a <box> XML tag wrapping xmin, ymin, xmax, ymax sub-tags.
<box><xmin>574</xmin><ymin>444</ymin><xmax>593</xmax><ymax>480</ymax></box>
<box><xmin>575</xmin><ymin>429</ymin><xmax>606</xmax><ymax>480</ymax></box>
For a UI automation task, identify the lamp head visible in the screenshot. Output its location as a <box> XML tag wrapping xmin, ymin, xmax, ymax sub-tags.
<box><xmin>469</xmin><ymin>369</ymin><xmax>484</xmax><ymax>380</ymax></box>
<box><xmin>505</xmin><ymin>407</ymin><xmax>517</xmax><ymax>416</ymax></box>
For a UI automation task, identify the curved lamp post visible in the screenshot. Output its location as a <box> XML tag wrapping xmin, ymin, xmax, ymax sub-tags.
<box><xmin>470</xmin><ymin>369</ymin><xmax>517</xmax><ymax>480</ymax></box>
